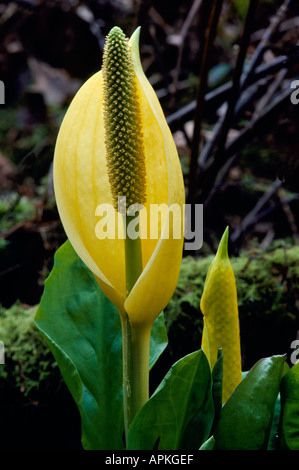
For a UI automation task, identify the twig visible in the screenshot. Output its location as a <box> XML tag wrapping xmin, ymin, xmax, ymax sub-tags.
<box><xmin>231</xmin><ymin>178</ymin><xmax>283</xmax><ymax>244</ymax></box>
<box><xmin>166</xmin><ymin>53</ymin><xmax>297</xmax><ymax>128</ymax></box>
<box><xmin>277</xmin><ymin>188</ymin><xmax>299</xmax><ymax>243</ymax></box>
<box><xmin>203</xmin><ymin>79</ymin><xmax>296</xmax><ymax>206</ymax></box>
<box><xmin>198</xmin><ymin>0</ymin><xmax>259</xmax><ymax>173</ymax></box>
<box><xmin>250</xmin><ymin>195</ymin><xmax>299</xmax><ymax>234</ymax></box>
<box><xmin>187</xmin><ymin>0</ymin><xmax>224</xmax><ymax>203</ymax></box>
<box><xmin>223</xmin><ymin>82</ymin><xmax>296</xmax><ymax>159</ymax></box>
<box><xmin>172</xmin><ymin>0</ymin><xmax>203</xmax><ymax>96</ymax></box>
<box><xmin>251</xmin><ymin>68</ymin><xmax>288</xmax><ymax>120</ymax></box>
<box><xmin>196</xmin><ymin>0</ymin><xmax>291</xmax><ymax>194</ymax></box>
<box><xmin>240</xmin><ymin>0</ymin><xmax>292</xmax><ymax>90</ymax></box>
<box><xmin>233</xmin><ymin>75</ymin><xmax>272</xmax><ymax>118</ymax></box>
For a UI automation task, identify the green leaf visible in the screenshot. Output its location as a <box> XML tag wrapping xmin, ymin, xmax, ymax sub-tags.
<box><xmin>280</xmin><ymin>361</ymin><xmax>299</xmax><ymax>450</ymax></box>
<box><xmin>127</xmin><ymin>349</ymin><xmax>214</xmax><ymax>450</ymax></box>
<box><xmin>34</xmin><ymin>240</ymin><xmax>168</xmax><ymax>450</ymax></box>
<box><xmin>149</xmin><ymin>313</ymin><xmax>168</xmax><ymax>370</ymax></box>
<box><xmin>199</xmin><ymin>436</ymin><xmax>215</xmax><ymax>450</ymax></box>
<box><xmin>211</xmin><ymin>349</ymin><xmax>223</xmax><ymax>427</ymax></box>
<box><xmin>267</xmin><ymin>394</ymin><xmax>281</xmax><ymax>450</ymax></box>
<box><xmin>214</xmin><ymin>355</ymin><xmax>286</xmax><ymax>450</ymax></box>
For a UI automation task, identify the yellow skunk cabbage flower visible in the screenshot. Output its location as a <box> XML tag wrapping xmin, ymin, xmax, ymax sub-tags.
<box><xmin>200</xmin><ymin>227</ymin><xmax>242</xmax><ymax>403</ymax></box>
<box><xmin>53</xmin><ymin>26</ymin><xmax>185</xmax><ymax>328</ymax></box>
<box><xmin>54</xmin><ymin>26</ymin><xmax>185</xmax><ymax>434</ymax></box>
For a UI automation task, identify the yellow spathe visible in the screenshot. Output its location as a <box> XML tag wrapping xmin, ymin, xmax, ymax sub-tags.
<box><xmin>53</xmin><ymin>27</ymin><xmax>185</xmax><ymax>327</ymax></box>
<box><xmin>200</xmin><ymin>227</ymin><xmax>242</xmax><ymax>403</ymax></box>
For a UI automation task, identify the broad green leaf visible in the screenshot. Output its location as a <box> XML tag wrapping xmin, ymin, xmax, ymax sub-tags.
<box><xmin>214</xmin><ymin>355</ymin><xmax>286</xmax><ymax>450</ymax></box>
<box><xmin>35</xmin><ymin>241</ymin><xmax>123</xmax><ymax>450</ymax></box>
<box><xmin>34</xmin><ymin>240</ymin><xmax>168</xmax><ymax>450</ymax></box>
<box><xmin>280</xmin><ymin>361</ymin><xmax>299</xmax><ymax>450</ymax></box>
<box><xmin>127</xmin><ymin>349</ymin><xmax>214</xmax><ymax>450</ymax></box>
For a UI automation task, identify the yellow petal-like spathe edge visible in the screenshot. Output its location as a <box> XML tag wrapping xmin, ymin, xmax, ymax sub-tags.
<box><xmin>200</xmin><ymin>227</ymin><xmax>242</xmax><ymax>403</ymax></box>
<box><xmin>53</xmin><ymin>28</ymin><xmax>185</xmax><ymax>326</ymax></box>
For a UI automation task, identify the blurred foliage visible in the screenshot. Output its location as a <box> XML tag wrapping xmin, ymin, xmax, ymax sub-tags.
<box><xmin>0</xmin><ymin>193</ymin><xmax>36</xmax><ymax>232</ymax></box>
<box><xmin>0</xmin><ymin>302</ymin><xmax>57</xmax><ymax>398</ymax></box>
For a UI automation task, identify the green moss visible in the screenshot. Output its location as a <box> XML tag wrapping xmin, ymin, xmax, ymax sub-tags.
<box><xmin>0</xmin><ymin>303</ymin><xmax>57</xmax><ymax>398</ymax></box>
<box><xmin>0</xmin><ymin>194</ymin><xmax>37</xmax><ymax>232</ymax></box>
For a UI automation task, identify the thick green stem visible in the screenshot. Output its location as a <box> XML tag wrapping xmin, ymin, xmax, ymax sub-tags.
<box><xmin>121</xmin><ymin>213</ymin><xmax>150</xmax><ymax>441</ymax></box>
<box><xmin>121</xmin><ymin>315</ymin><xmax>151</xmax><ymax>439</ymax></box>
